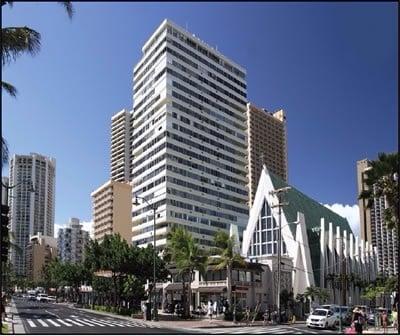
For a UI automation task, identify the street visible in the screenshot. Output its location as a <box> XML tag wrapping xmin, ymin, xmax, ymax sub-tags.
<box><xmin>13</xmin><ymin>298</ymin><xmax>186</xmax><ymax>334</ymax></box>
<box><xmin>11</xmin><ymin>298</ymin><xmax>397</xmax><ymax>335</ymax></box>
<box><xmin>183</xmin><ymin>324</ymin><xmax>339</xmax><ymax>335</ymax></box>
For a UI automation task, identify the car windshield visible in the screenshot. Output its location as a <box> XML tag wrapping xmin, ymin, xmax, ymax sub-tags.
<box><xmin>312</xmin><ymin>310</ymin><xmax>327</xmax><ymax>316</ymax></box>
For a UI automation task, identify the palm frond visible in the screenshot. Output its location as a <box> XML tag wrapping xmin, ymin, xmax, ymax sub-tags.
<box><xmin>2</xmin><ymin>80</ymin><xmax>17</xmax><ymax>97</ymax></box>
<box><xmin>2</xmin><ymin>26</ymin><xmax>41</xmax><ymax>66</ymax></box>
<box><xmin>58</xmin><ymin>1</ymin><xmax>74</xmax><ymax>19</ymax></box>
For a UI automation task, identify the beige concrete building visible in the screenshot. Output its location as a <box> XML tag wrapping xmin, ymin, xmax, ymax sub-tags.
<box><xmin>26</xmin><ymin>233</ymin><xmax>57</xmax><ymax>283</ymax></box>
<box><xmin>246</xmin><ymin>103</ymin><xmax>288</xmax><ymax>207</ymax></box>
<box><xmin>91</xmin><ymin>180</ymin><xmax>132</xmax><ymax>242</ymax></box>
<box><xmin>357</xmin><ymin>159</ymin><xmax>373</xmax><ymax>243</ymax></box>
<box><xmin>111</xmin><ymin>109</ymin><xmax>132</xmax><ymax>182</ymax></box>
<box><xmin>357</xmin><ymin>159</ymin><xmax>398</xmax><ymax>276</ymax></box>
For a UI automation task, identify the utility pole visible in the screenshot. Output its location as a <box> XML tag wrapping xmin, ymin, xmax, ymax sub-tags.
<box><xmin>270</xmin><ymin>186</ymin><xmax>291</xmax><ymax>324</ymax></box>
<box><xmin>133</xmin><ymin>195</ymin><xmax>158</xmax><ymax>321</ymax></box>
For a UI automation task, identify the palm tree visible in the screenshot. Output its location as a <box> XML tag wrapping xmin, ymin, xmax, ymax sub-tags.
<box><xmin>359</xmin><ymin>152</ymin><xmax>399</xmax><ymax>230</ymax></box>
<box><xmin>209</xmin><ymin>230</ymin><xmax>246</xmax><ymax>310</ymax></box>
<box><xmin>1</xmin><ymin>1</ymin><xmax>74</xmax><ymax>164</ymax></box>
<box><xmin>164</xmin><ymin>226</ymin><xmax>208</xmax><ymax>318</ymax></box>
<box><xmin>303</xmin><ymin>286</ymin><xmax>329</xmax><ymax>312</ymax></box>
<box><xmin>317</xmin><ymin>287</ymin><xmax>329</xmax><ymax>304</ymax></box>
<box><xmin>325</xmin><ymin>273</ymin><xmax>335</xmax><ymax>303</ymax></box>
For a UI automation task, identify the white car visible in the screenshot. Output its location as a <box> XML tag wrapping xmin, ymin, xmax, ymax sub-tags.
<box><xmin>36</xmin><ymin>293</ymin><xmax>49</xmax><ymax>302</ymax></box>
<box><xmin>307</xmin><ymin>308</ymin><xmax>336</xmax><ymax>329</ymax></box>
<box><xmin>47</xmin><ymin>296</ymin><xmax>57</xmax><ymax>302</ymax></box>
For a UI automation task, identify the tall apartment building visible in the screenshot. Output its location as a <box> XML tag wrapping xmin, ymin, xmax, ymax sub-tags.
<box><xmin>91</xmin><ymin>180</ymin><xmax>132</xmax><ymax>242</ymax></box>
<box><xmin>57</xmin><ymin>217</ymin><xmax>90</xmax><ymax>263</ymax></box>
<box><xmin>246</xmin><ymin>103</ymin><xmax>287</xmax><ymax>207</ymax></box>
<box><xmin>26</xmin><ymin>233</ymin><xmax>57</xmax><ymax>283</ymax></box>
<box><xmin>357</xmin><ymin>159</ymin><xmax>398</xmax><ymax>276</ymax></box>
<box><xmin>129</xmin><ymin>19</ymin><xmax>249</xmax><ymax>250</ymax></box>
<box><xmin>111</xmin><ymin>109</ymin><xmax>133</xmax><ymax>182</ymax></box>
<box><xmin>9</xmin><ymin>153</ymin><xmax>56</xmax><ymax>276</ymax></box>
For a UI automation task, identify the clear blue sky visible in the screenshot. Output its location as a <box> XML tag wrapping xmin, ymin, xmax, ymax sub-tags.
<box><xmin>2</xmin><ymin>2</ymin><xmax>397</xmax><ymax>227</ymax></box>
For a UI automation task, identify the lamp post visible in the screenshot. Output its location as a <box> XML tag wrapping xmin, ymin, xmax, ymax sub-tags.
<box><xmin>132</xmin><ymin>194</ymin><xmax>158</xmax><ymax>321</ymax></box>
<box><xmin>1</xmin><ymin>178</ymin><xmax>35</xmax><ymax>330</ymax></box>
<box><xmin>269</xmin><ymin>186</ymin><xmax>291</xmax><ymax>324</ymax></box>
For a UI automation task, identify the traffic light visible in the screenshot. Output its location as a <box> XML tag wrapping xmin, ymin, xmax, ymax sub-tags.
<box><xmin>231</xmin><ymin>285</ymin><xmax>236</xmax><ymax>292</ymax></box>
<box><xmin>1</xmin><ymin>205</ymin><xmax>10</xmax><ymax>263</ymax></box>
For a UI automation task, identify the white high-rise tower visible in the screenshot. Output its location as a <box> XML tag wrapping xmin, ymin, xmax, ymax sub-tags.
<box><xmin>130</xmin><ymin>19</ymin><xmax>249</xmax><ymax>250</ymax></box>
<box><xmin>9</xmin><ymin>153</ymin><xmax>56</xmax><ymax>276</ymax></box>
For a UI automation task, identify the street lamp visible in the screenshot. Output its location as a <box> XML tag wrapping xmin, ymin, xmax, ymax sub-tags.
<box><xmin>269</xmin><ymin>186</ymin><xmax>291</xmax><ymax>324</ymax></box>
<box><xmin>132</xmin><ymin>194</ymin><xmax>158</xmax><ymax>321</ymax></box>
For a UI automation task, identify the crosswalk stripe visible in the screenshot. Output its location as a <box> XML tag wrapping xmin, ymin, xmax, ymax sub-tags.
<box><xmin>46</xmin><ymin>319</ymin><xmax>61</xmax><ymax>327</ymax></box>
<box><xmin>103</xmin><ymin>319</ymin><xmax>126</xmax><ymax>327</ymax></box>
<box><xmin>37</xmin><ymin>319</ymin><xmax>49</xmax><ymax>327</ymax></box>
<box><xmin>112</xmin><ymin>320</ymin><xmax>138</xmax><ymax>327</ymax></box>
<box><xmin>72</xmin><ymin>318</ymin><xmax>95</xmax><ymax>326</ymax></box>
<box><xmin>90</xmin><ymin>318</ymin><xmax>116</xmax><ymax>326</ymax></box>
<box><xmin>65</xmin><ymin>318</ymin><xmax>85</xmax><ymax>326</ymax></box>
<box><xmin>57</xmin><ymin>319</ymin><xmax>73</xmax><ymax>327</ymax></box>
<box><xmin>81</xmin><ymin>318</ymin><xmax>106</xmax><ymax>326</ymax></box>
<box><xmin>26</xmin><ymin>319</ymin><xmax>36</xmax><ymax>327</ymax></box>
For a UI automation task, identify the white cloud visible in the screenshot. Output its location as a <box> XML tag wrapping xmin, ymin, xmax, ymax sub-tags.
<box><xmin>53</xmin><ymin>220</ymin><xmax>94</xmax><ymax>239</ymax></box>
<box><xmin>324</xmin><ymin>203</ymin><xmax>360</xmax><ymax>238</ymax></box>
<box><xmin>54</xmin><ymin>223</ymin><xmax>63</xmax><ymax>238</ymax></box>
<box><xmin>80</xmin><ymin>220</ymin><xmax>94</xmax><ymax>239</ymax></box>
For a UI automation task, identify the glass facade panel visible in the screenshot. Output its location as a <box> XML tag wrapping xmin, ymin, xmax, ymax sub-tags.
<box><xmin>249</xmin><ymin>199</ymin><xmax>283</xmax><ymax>257</ymax></box>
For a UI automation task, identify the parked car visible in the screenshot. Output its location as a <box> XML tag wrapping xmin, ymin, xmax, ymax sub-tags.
<box><xmin>47</xmin><ymin>296</ymin><xmax>57</xmax><ymax>303</ymax></box>
<box><xmin>27</xmin><ymin>294</ymin><xmax>37</xmax><ymax>301</ymax></box>
<box><xmin>36</xmin><ymin>293</ymin><xmax>49</xmax><ymax>302</ymax></box>
<box><xmin>307</xmin><ymin>308</ymin><xmax>336</xmax><ymax>329</ymax></box>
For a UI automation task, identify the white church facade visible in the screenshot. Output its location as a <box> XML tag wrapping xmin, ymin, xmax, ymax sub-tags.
<box><xmin>241</xmin><ymin>165</ymin><xmax>378</xmax><ymax>309</ymax></box>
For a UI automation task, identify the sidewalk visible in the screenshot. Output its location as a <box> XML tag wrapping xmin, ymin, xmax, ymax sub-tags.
<box><xmin>3</xmin><ymin>299</ymin><xmax>26</xmax><ymax>334</ymax></box>
<box><xmin>363</xmin><ymin>326</ymin><xmax>398</xmax><ymax>334</ymax></box>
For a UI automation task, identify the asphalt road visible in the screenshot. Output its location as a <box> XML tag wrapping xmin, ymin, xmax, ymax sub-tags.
<box><xmin>13</xmin><ymin>298</ymin><xmax>187</xmax><ymax>334</ymax></box>
<box><xmin>184</xmin><ymin>323</ymin><xmax>339</xmax><ymax>334</ymax></box>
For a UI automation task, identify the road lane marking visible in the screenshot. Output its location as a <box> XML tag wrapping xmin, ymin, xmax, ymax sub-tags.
<box><xmin>45</xmin><ymin>309</ymin><xmax>60</xmax><ymax>319</ymax></box>
<box><xmin>26</xmin><ymin>319</ymin><xmax>36</xmax><ymax>327</ymax></box>
<box><xmin>57</xmin><ymin>319</ymin><xmax>73</xmax><ymax>327</ymax></box>
<box><xmin>72</xmin><ymin>318</ymin><xmax>95</xmax><ymax>326</ymax></box>
<box><xmin>65</xmin><ymin>318</ymin><xmax>85</xmax><ymax>326</ymax></box>
<box><xmin>46</xmin><ymin>319</ymin><xmax>61</xmax><ymax>327</ymax></box>
<box><xmin>37</xmin><ymin>319</ymin><xmax>49</xmax><ymax>327</ymax></box>
<box><xmin>81</xmin><ymin>318</ymin><xmax>106</xmax><ymax>326</ymax></box>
